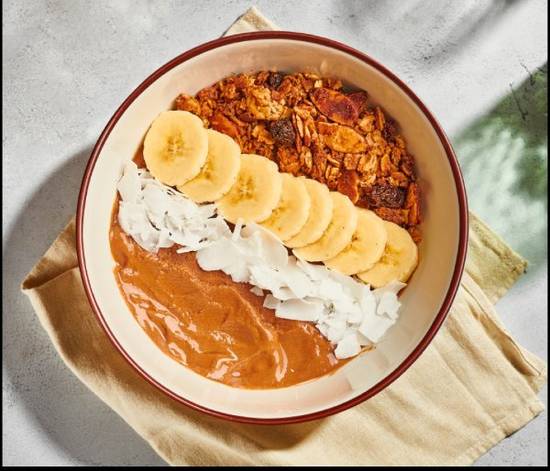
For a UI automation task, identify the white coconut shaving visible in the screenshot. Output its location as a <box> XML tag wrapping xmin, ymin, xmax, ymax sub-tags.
<box><xmin>117</xmin><ymin>161</ymin><xmax>405</xmax><ymax>359</ymax></box>
<box><xmin>116</xmin><ymin>161</ymin><xmax>230</xmax><ymax>253</ymax></box>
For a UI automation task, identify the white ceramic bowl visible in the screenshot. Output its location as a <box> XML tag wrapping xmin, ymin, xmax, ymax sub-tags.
<box><xmin>77</xmin><ymin>32</ymin><xmax>468</xmax><ymax>424</ymax></box>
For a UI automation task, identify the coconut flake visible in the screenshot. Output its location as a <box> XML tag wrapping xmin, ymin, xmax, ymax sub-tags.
<box><xmin>156</xmin><ymin>228</ymin><xmax>174</xmax><ymax>250</ymax></box>
<box><xmin>246</xmin><ymin>225</ymin><xmax>288</xmax><ymax>269</ymax></box>
<box><xmin>117</xmin><ymin>161</ymin><xmax>141</xmax><ymax>203</ymax></box>
<box><xmin>232</xmin><ymin>218</ymin><xmax>244</xmax><ymax>241</ymax></box>
<box><xmin>280</xmin><ymin>260</ymin><xmax>316</xmax><ymax>299</ymax></box>
<box><xmin>324</xmin><ymin>317</ymin><xmax>347</xmax><ymax>343</ymax></box>
<box><xmin>376</xmin><ymin>291</ymin><xmax>400</xmax><ymax>320</ymax></box>
<box><xmin>263</xmin><ymin>294</ymin><xmax>281</xmax><ymax>310</ymax></box>
<box><xmin>296</xmin><ymin>259</ymin><xmax>329</xmax><ymax>281</ymax></box>
<box><xmin>346</xmin><ymin>303</ymin><xmax>364</xmax><ymax>325</ymax></box>
<box><xmin>195</xmin><ymin>238</ymin><xmax>237</xmax><ymax>271</ymax></box>
<box><xmin>250</xmin><ymin>286</ymin><xmax>264</xmax><ymax>297</ymax></box>
<box><xmin>142</xmin><ymin>184</ymin><xmax>172</xmax><ymax>215</ymax></box>
<box><xmin>334</xmin><ymin>333</ymin><xmax>361</xmax><ymax>359</ymax></box>
<box><xmin>225</xmin><ymin>261</ymin><xmax>250</xmax><ymax>283</ymax></box>
<box><xmin>359</xmin><ymin>312</ymin><xmax>395</xmax><ymax>343</ymax></box>
<box><xmin>373</xmin><ymin>280</ymin><xmax>406</xmax><ymax>300</ymax></box>
<box><xmin>275</xmin><ymin>298</ymin><xmax>324</xmax><ymax>322</ymax></box>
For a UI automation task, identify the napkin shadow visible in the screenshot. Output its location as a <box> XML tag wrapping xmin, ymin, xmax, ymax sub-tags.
<box><xmin>3</xmin><ymin>147</ymin><xmax>164</xmax><ymax>465</ymax></box>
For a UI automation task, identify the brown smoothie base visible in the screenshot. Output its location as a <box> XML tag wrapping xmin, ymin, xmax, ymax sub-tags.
<box><xmin>110</xmin><ymin>201</ymin><xmax>349</xmax><ymax>389</ymax></box>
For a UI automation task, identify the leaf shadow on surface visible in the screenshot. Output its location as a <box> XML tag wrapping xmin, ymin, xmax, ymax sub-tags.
<box><xmin>2</xmin><ymin>148</ymin><xmax>166</xmax><ymax>466</ymax></box>
<box><xmin>453</xmin><ymin>64</ymin><xmax>548</xmax><ymax>274</ymax></box>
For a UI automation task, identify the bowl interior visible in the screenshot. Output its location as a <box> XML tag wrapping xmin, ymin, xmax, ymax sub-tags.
<box><xmin>80</xmin><ymin>37</ymin><xmax>463</xmax><ymax>420</ymax></box>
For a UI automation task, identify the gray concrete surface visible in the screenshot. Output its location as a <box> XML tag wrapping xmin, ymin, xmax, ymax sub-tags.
<box><xmin>2</xmin><ymin>0</ymin><xmax>547</xmax><ymax>466</ymax></box>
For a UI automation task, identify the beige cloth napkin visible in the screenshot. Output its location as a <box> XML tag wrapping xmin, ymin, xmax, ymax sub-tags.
<box><xmin>21</xmin><ymin>8</ymin><xmax>546</xmax><ymax>466</ymax></box>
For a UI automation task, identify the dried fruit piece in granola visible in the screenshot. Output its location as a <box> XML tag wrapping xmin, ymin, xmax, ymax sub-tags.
<box><xmin>269</xmin><ymin>119</ymin><xmax>295</xmax><ymax>147</ymax></box>
<box><xmin>337</xmin><ymin>169</ymin><xmax>360</xmax><ymax>203</ymax></box>
<box><xmin>317</xmin><ymin>122</ymin><xmax>367</xmax><ymax>153</ymax></box>
<box><xmin>310</xmin><ymin>88</ymin><xmax>358</xmax><ymax>126</ymax></box>
<box><xmin>267</xmin><ymin>71</ymin><xmax>284</xmax><ymax>89</ymax></box>
<box><xmin>368</xmin><ymin>184</ymin><xmax>406</xmax><ymax>208</ymax></box>
<box><xmin>269</xmin><ymin>119</ymin><xmax>296</xmax><ymax>146</ymax></box>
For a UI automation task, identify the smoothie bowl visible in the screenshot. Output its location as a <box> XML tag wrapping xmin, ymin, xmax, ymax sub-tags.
<box><xmin>77</xmin><ymin>32</ymin><xmax>468</xmax><ymax>424</ymax></box>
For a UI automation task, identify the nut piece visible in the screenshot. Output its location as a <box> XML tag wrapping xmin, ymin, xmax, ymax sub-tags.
<box><xmin>317</xmin><ymin>122</ymin><xmax>367</xmax><ymax>153</ymax></box>
<box><xmin>347</xmin><ymin>91</ymin><xmax>369</xmax><ymax>115</ymax></box>
<box><xmin>310</xmin><ymin>88</ymin><xmax>358</xmax><ymax>126</ymax></box>
<box><xmin>337</xmin><ymin>169</ymin><xmax>360</xmax><ymax>203</ymax></box>
<box><xmin>269</xmin><ymin>119</ymin><xmax>296</xmax><ymax>147</ymax></box>
<box><xmin>310</xmin><ymin>143</ymin><xmax>328</xmax><ymax>182</ymax></box>
<box><xmin>368</xmin><ymin>184</ymin><xmax>406</xmax><ymax>208</ymax></box>
<box><xmin>210</xmin><ymin>112</ymin><xmax>240</xmax><ymax>141</ymax></box>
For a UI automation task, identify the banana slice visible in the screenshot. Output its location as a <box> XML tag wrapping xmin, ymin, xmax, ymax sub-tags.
<box><xmin>217</xmin><ymin>154</ymin><xmax>282</xmax><ymax>224</ymax></box>
<box><xmin>293</xmin><ymin>192</ymin><xmax>357</xmax><ymax>262</ymax></box>
<box><xmin>143</xmin><ymin>110</ymin><xmax>208</xmax><ymax>186</ymax></box>
<box><xmin>285</xmin><ymin>179</ymin><xmax>333</xmax><ymax>248</ymax></box>
<box><xmin>357</xmin><ymin>221</ymin><xmax>418</xmax><ymax>288</ymax></box>
<box><xmin>325</xmin><ymin>209</ymin><xmax>387</xmax><ymax>275</ymax></box>
<box><xmin>261</xmin><ymin>174</ymin><xmax>311</xmax><ymax>241</ymax></box>
<box><xmin>177</xmin><ymin>129</ymin><xmax>241</xmax><ymax>203</ymax></box>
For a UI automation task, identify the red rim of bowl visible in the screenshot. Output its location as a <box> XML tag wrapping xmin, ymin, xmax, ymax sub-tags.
<box><xmin>76</xmin><ymin>31</ymin><xmax>469</xmax><ymax>425</ymax></box>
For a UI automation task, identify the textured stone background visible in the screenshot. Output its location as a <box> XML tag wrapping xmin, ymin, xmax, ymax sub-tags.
<box><xmin>3</xmin><ymin>0</ymin><xmax>547</xmax><ymax>466</ymax></box>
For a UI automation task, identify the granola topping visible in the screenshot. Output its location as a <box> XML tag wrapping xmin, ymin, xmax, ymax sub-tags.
<box><xmin>174</xmin><ymin>71</ymin><xmax>422</xmax><ymax>241</ymax></box>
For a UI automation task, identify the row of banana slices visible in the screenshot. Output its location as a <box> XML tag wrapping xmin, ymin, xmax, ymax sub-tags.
<box><xmin>143</xmin><ymin>110</ymin><xmax>418</xmax><ymax>287</ymax></box>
